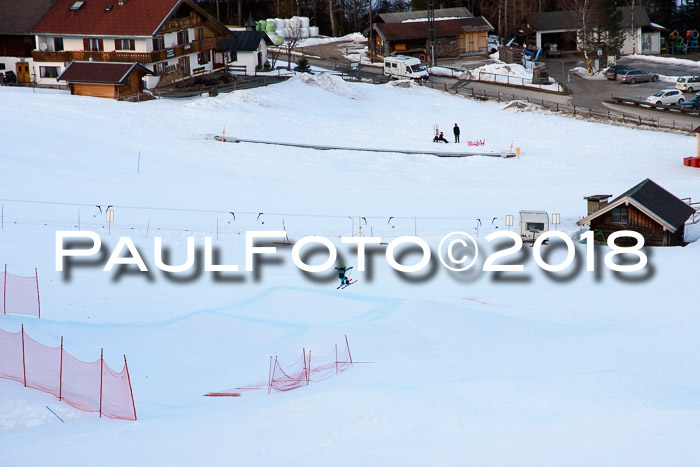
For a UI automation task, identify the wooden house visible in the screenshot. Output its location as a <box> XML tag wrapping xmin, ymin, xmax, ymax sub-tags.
<box><xmin>373</xmin><ymin>17</ymin><xmax>494</xmax><ymax>59</ymax></box>
<box><xmin>30</xmin><ymin>0</ymin><xmax>232</xmax><ymax>88</ymax></box>
<box><xmin>58</xmin><ymin>61</ymin><xmax>152</xmax><ymax>98</ymax></box>
<box><xmin>576</xmin><ymin>179</ymin><xmax>696</xmax><ymax>246</ymax></box>
<box><xmin>0</xmin><ymin>0</ymin><xmax>55</xmax><ymax>84</ymax></box>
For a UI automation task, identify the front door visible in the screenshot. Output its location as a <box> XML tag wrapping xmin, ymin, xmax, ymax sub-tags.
<box><xmin>15</xmin><ymin>62</ymin><xmax>30</xmax><ymax>83</ymax></box>
<box><xmin>179</xmin><ymin>56</ymin><xmax>190</xmax><ymax>77</ymax></box>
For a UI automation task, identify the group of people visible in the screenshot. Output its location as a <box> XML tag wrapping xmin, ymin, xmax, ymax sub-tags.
<box><xmin>433</xmin><ymin>123</ymin><xmax>460</xmax><ymax>144</ymax></box>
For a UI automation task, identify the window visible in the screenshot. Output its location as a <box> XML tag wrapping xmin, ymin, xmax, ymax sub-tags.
<box><xmin>115</xmin><ymin>39</ymin><xmax>135</xmax><ymax>50</ymax></box>
<box><xmin>197</xmin><ymin>51</ymin><xmax>210</xmax><ymax>65</ymax></box>
<box><xmin>54</xmin><ymin>37</ymin><xmax>64</xmax><ymax>51</ymax></box>
<box><xmin>0</xmin><ymin>63</ymin><xmax>5</xmax><ymax>70</ymax></box>
<box><xmin>197</xmin><ymin>28</ymin><xmax>204</xmax><ymax>41</ymax></box>
<box><xmin>153</xmin><ymin>36</ymin><xmax>165</xmax><ymax>51</ymax></box>
<box><xmin>153</xmin><ymin>62</ymin><xmax>166</xmax><ymax>75</ymax></box>
<box><xmin>84</xmin><ymin>38</ymin><xmax>103</xmax><ymax>51</ymax></box>
<box><xmin>526</xmin><ymin>222</ymin><xmax>545</xmax><ymax>232</ymax></box>
<box><xmin>611</xmin><ymin>207</ymin><xmax>628</xmax><ymax>223</ymax></box>
<box><xmin>40</xmin><ymin>66</ymin><xmax>60</xmax><ymax>78</ymax></box>
<box><xmin>177</xmin><ymin>30</ymin><xmax>189</xmax><ymax>46</ymax></box>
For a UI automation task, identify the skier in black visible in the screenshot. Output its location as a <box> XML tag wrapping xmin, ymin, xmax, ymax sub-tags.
<box><xmin>335</xmin><ymin>265</ymin><xmax>353</xmax><ymax>286</ymax></box>
<box><xmin>453</xmin><ymin>123</ymin><xmax>460</xmax><ymax>143</ymax></box>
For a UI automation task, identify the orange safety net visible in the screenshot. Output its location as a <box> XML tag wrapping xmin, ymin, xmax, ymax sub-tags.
<box><xmin>0</xmin><ymin>327</ymin><xmax>136</xmax><ymax>420</ymax></box>
<box><xmin>207</xmin><ymin>336</ymin><xmax>355</xmax><ymax>396</ymax></box>
<box><xmin>0</xmin><ymin>269</ymin><xmax>40</xmax><ymax>317</ymax></box>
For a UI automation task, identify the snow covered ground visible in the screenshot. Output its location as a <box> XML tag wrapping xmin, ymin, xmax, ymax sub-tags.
<box><xmin>1</xmin><ymin>73</ymin><xmax>700</xmax><ymax>465</ymax></box>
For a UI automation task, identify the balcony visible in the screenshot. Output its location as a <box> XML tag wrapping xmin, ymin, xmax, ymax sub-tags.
<box><xmin>32</xmin><ymin>38</ymin><xmax>217</xmax><ymax>64</ymax></box>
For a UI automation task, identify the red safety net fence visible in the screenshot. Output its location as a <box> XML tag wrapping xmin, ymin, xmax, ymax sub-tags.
<box><xmin>206</xmin><ymin>335</ymin><xmax>357</xmax><ymax>397</ymax></box>
<box><xmin>0</xmin><ymin>325</ymin><xmax>136</xmax><ymax>420</ymax></box>
<box><xmin>0</xmin><ymin>265</ymin><xmax>40</xmax><ymax>318</ymax></box>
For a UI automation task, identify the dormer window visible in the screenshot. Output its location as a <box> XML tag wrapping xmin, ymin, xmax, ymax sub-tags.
<box><xmin>70</xmin><ymin>1</ymin><xmax>85</xmax><ymax>10</ymax></box>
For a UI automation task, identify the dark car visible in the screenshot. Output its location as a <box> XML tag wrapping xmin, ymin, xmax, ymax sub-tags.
<box><xmin>0</xmin><ymin>70</ymin><xmax>17</xmax><ymax>85</ymax></box>
<box><xmin>679</xmin><ymin>95</ymin><xmax>700</xmax><ymax>110</ymax></box>
<box><xmin>619</xmin><ymin>68</ymin><xmax>659</xmax><ymax>84</ymax></box>
<box><xmin>604</xmin><ymin>65</ymin><xmax>632</xmax><ymax>80</ymax></box>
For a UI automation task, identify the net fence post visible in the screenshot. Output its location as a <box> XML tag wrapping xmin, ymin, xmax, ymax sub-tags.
<box><xmin>3</xmin><ymin>264</ymin><xmax>6</xmax><ymax>315</ymax></box>
<box><xmin>125</xmin><ymin>355</ymin><xmax>137</xmax><ymax>421</ymax></box>
<box><xmin>21</xmin><ymin>324</ymin><xmax>26</xmax><ymax>387</ymax></box>
<box><xmin>307</xmin><ymin>350</ymin><xmax>311</xmax><ymax>385</ymax></box>
<box><xmin>335</xmin><ymin>344</ymin><xmax>338</xmax><ymax>375</ymax></box>
<box><xmin>345</xmin><ymin>334</ymin><xmax>353</xmax><ymax>365</ymax></box>
<box><xmin>303</xmin><ymin>348</ymin><xmax>308</xmax><ymax>385</ymax></box>
<box><xmin>59</xmin><ymin>336</ymin><xmax>63</xmax><ymax>401</ymax></box>
<box><xmin>99</xmin><ymin>348</ymin><xmax>104</xmax><ymax>418</ymax></box>
<box><xmin>35</xmin><ymin>268</ymin><xmax>40</xmax><ymax>319</ymax></box>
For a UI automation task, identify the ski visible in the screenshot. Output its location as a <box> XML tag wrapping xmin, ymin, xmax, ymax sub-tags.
<box><xmin>337</xmin><ymin>280</ymin><xmax>357</xmax><ymax>289</ymax></box>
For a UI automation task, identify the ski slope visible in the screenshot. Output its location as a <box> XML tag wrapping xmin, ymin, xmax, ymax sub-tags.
<box><xmin>1</xmin><ymin>73</ymin><xmax>700</xmax><ymax>466</ymax></box>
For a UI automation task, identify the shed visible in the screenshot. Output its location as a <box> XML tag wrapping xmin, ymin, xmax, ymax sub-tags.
<box><xmin>216</xmin><ymin>31</ymin><xmax>273</xmax><ymax>75</ymax></box>
<box><xmin>576</xmin><ymin>179</ymin><xmax>696</xmax><ymax>246</ymax></box>
<box><xmin>57</xmin><ymin>61</ymin><xmax>152</xmax><ymax>99</ymax></box>
<box><xmin>373</xmin><ymin>17</ymin><xmax>493</xmax><ymax>58</ymax></box>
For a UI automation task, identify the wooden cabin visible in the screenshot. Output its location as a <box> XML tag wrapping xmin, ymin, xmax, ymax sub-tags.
<box><xmin>576</xmin><ymin>179</ymin><xmax>696</xmax><ymax>246</ymax></box>
<box><xmin>58</xmin><ymin>61</ymin><xmax>152</xmax><ymax>99</ymax></box>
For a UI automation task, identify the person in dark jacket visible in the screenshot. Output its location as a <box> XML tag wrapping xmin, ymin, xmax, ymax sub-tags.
<box><xmin>433</xmin><ymin>131</ymin><xmax>449</xmax><ymax>143</ymax></box>
<box><xmin>453</xmin><ymin>123</ymin><xmax>460</xmax><ymax>143</ymax></box>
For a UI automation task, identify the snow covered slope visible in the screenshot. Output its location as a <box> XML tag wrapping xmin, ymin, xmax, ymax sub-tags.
<box><xmin>1</xmin><ymin>74</ymin><xmax>699</xmax><ymax>466</ymax></box>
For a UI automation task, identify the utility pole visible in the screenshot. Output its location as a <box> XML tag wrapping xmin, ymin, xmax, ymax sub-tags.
<box><xmin>369</xmin><ymin>0</ymin><xmax>374</xmax><ymax>62</ymax></box>
<box><xmin>428</xmin><ymin>0</ymin><xmax>436</xmax><ymax>66</ymax></box>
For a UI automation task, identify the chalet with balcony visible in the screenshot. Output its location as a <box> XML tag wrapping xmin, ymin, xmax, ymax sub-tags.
<box><xmin>0</xmin><ymin>0</ymin><xmax>56</xmax><ymax>83</ymax></box>
<box><xmin>576</xmin><ymin>179</ymin><xmax>696</xmax><ymax>247</ymax></box>
<box><xmin>31</xmin><ymin>0</ymin><xmax>232</xmax><ymax>87</ymax></box>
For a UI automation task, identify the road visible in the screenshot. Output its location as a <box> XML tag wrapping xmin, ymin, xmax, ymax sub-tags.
<box><xmin>301</xmin><ymin>41</ymin><xmax>700</xmax><ymax>126</ymax></box>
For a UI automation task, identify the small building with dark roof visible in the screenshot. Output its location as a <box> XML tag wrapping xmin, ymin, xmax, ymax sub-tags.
<box><xmin>0</xmin><ymin>0</ymin><xmax>56</xmax><ymax>83</ymax></box>
<box><xmin>216</xmin><ymin>31</ymin><xmax>273</xmax><ymax>75</ymax></box>
<box><xmin>58</xmin><ymin>61</ymin><xmax>153</xmax><ymax>99</ymax></box>
<box><xmin>525</xmin><ymin>6</ymin><xmax>657</xmax><ymax>55</ymax></box>
<box><xmin>373</xmin><ymin>17</ymin><xmax>494</xmax><ymax>59</ymax></box>
<box><xmin>576</xmin><ymin>179</ymin><xmax>696</xmax><ymax>246</ymax></box>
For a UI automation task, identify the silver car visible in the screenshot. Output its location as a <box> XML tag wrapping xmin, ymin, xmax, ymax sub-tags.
<box><xmin>619</xmin><ymin>69</ymin><xmax>659</xmax><ymax>84</ymax></box>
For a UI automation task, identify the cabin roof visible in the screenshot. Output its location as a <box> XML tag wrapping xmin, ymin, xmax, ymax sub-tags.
<box><xmin>58</xmin><ymin>61</ymin><xmax>153</xmax><ymax>84</ymax></box>
<box><xmin>576</xmin><ymin>178</ymin><xmax>695</xmax><ymax>232</ymax></box>
<box><xmin>374</xmin><ymin>17</ymin><xmax>493</xmax><ymax>42</ymax></box>
<box><xmin>377</xmin><ymin>7</ymin><xmax>473</xmax><ymax>24</ymax></box>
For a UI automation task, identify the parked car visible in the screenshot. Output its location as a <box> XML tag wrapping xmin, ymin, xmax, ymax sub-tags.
<box><xmin>0</xmin><ymin>70</ymin><xmax>17</xmax><ymax>85</ymax></box>
<box><xmin>619</xmin><ymin>69</ymin><xmax>659</xmax><ymax>84</ymax></box>
<box><xmin>676</xmin><ymin>76</ymin><xmax>700</xmax><ymax>92</ymax></box>
<box><xmin>679</xmin><ymin>95</ymin><xmax>700</xmax><ymax>110</ymax></box>
<box><xmin>645</xmin><ymin>89</ymin><xmax>685</xmax><ymax>105</ymax></box>
<box><xmin>604</xmin><ymin>65</ymin><xmax>632</xmax><ymax>80</ymax></box>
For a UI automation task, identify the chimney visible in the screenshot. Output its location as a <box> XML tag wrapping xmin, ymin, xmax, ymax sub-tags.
<box><xmin>584</xmin><ymin>195</ymin><xmax>612</xmax><ymax>215</ymax></box>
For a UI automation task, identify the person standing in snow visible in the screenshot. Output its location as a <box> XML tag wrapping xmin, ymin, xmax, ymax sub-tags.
<box><xmin>335</xmin><ymin>265</ymin><xmax>353</xmax><ymax>286</ymax></box>
<box><xmin>453</xmin><ymin>123</ymin><xmax>460</xmax><ymax>143</ymax></box>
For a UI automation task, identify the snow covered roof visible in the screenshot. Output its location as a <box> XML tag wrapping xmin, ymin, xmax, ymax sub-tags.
<box><xmin>377</xmin><ymin>7</ymin><xmax>473</xmax><ymax>24</ymax></box>
<box><xmin>576</xmin><ymin>178</ymin><xmax>695</xmax><ymax>232</ymax></box>
<box><xmin>374</xmin><ymin>17</ymin><xmax>493</xmax><ymax>42</ymax></box>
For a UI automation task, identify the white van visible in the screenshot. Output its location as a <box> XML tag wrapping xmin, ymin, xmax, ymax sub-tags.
<box><xmin>676</xmin><ymin>76</ymin><xmax>700</xmax><ymax>92</ymax></box>
<box><xmin>383</xmin><ymin>55</ymin><xmax>429</xmax><ymax>80</ymax></box>
<box><xmin>519</xmin><ymin>211</ymin><xmax>549</xmax><ymax>243</ymax></box>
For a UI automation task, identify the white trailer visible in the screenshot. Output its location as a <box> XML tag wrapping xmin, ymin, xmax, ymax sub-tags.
<box><xmin>383</xmin><ymin>55</ymin><xmax>429</xmax><ymax>80</ymax></box>
<box><xmin>519</xmin><ymin>210</ymin><xmax>549</xmax><ymax>242</ymax></box>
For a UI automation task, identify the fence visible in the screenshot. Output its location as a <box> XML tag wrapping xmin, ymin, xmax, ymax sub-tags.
<box><xmin>0</xmin><ymin>325</ymin><xmax>136</xmax><ymax>420</ymax></box>
<box><xmin>419</xmin><ymin>80</ymin><xmax>699</xmax><ymax>134</ymax></box>
<box><xmin>1</xmin><ymin>266</ymin><xmax>40</xmax><ymax>318</ymax></box>
<box><xmin>206</xmin><ymin>335</ymin><xmax>356</xmax><ymax>397</ymax></box>
<box><xmin>474</xmin><ymin>71</ymin><xmax>565</xmax><ymax>93</ymax></box>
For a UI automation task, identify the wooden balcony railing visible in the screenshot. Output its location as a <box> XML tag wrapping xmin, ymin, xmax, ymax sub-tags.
<box><xmin>32</xmin><ymin>37</ymin><xmax>217</xmax><ymax>64</ymax></box>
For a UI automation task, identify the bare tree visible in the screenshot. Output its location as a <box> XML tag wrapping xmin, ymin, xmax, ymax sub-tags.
<box><xmin>327</xmin><ymin>0</ymin><xmax>337</xmax><ymax>36</ymax></box>
<box><xmin>286</xmin><ymin>19</ymin><xmax>304</xmax><ymax>70</ymax></box>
